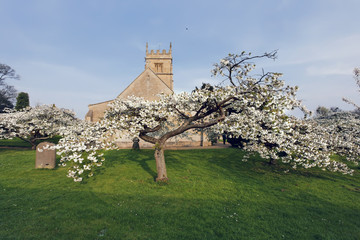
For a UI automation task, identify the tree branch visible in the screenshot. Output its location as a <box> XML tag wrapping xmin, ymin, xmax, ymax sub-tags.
<box><xmin>173</xmin><ymin>106</ymin><xmax>189</xmax><ymax>119</ymax></box>
<box><xmin>138</xmin><ymin>125</ymin><xmax>161</xmax><ymax>144</ymax></box>
<box><xmin>139</xmin><ymin>132</ymin><xmax>158</xmax><ymax>144</ymax></box>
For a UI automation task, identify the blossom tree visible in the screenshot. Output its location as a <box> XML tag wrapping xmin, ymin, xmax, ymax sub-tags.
<box><xmin>314</xmin><ymin>66</ymin><xmax>360</xmax><ymax>166</ymax></box>
<box><xmin>103</xmin><ymin>87</ymin><xmax>237</xmax><ymax>181</ymax></box>
<box><xmin>55</xmin><ymin>120</ymin><xmax>112</xmax><ymax>182</ymax></box>
<box><xmin>0</xmin><ymin>105</ymin><xmax>78</xmax><ymax>149</ymax></box>
<box><xmin>312</xmin><ymin>110</ymin><xmax>360</xmax><ymax>164</ymax></box>
<box><xmin>207</xmin><ymin>52</ymin><xmax>355</xmax><ymax>172</ymax></box>
<box><xmin>343</xmin><ymin>67</ymin><xmax>360</xmax><ymax>109</ymax></box>
<box><xmin>0</xmin><ymin>104</ymin><xmax>110</xmax><ymax>182</ymax></box>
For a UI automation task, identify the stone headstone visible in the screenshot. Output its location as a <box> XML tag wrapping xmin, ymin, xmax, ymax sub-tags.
<box><xmin>132</xmin><ymin>137</ymin><xmax>140</xmax><ymax>150</ymax></box>
<box><xmin>35</xmin><ymin>142</ymin><xmax>56</xmax><ymax>169</ymax></box>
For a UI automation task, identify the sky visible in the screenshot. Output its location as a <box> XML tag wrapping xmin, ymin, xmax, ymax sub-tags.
<box><xmin>0</xmin><ymin>0</ymin><xmax>359</xmax><ymax>118</ymax></box>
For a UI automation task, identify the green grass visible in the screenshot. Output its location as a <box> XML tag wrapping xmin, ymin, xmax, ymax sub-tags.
<box><xmin>0</xmin><ymin>147</ymin><xmax>359</xmax><ymax>240</ymax></box>
<box><xmin>0</xmin><ymin>136</ymin><xmax>62</xmax><ymax>148</ymax></box>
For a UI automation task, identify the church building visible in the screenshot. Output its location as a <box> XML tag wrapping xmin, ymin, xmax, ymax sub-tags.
<box><xmin>85</xmin><ymin>43</ymin><xmax>174</xmax><ymax>122</ymax></box>
<box><xmin>85</xmin><ymin>43</ymin><xmax>210</xmax><ymax>148</ymax></box>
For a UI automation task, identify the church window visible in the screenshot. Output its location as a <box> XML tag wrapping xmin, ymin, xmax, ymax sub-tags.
<box><xmin>154</xmin><ymin>63</ymin><xmax>163</xmax><ymax>72</ymax></box>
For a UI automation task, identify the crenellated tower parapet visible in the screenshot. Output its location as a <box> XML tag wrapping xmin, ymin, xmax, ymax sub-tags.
<box><xmin>145</xmin><ymin>42</ymin><xmax>173</xmax><ymax>90</ymax></box>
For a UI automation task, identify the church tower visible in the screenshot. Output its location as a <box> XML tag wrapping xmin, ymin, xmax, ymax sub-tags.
<box><xmin>145</xmin><ymin>43</ymin><xmax>173</xmax><ymax>90</ymax></box>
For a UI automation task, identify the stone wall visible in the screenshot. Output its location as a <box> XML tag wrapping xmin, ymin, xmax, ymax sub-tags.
<box><xmin>86</xmin><ymin>100</ymin><xmax>113</xmax><ymax>122</ymax></box>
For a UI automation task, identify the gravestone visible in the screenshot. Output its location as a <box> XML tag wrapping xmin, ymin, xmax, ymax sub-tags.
<box><xmin>132</xmin><ymin>137</ymin><xmax>140</xmax><ymax>150</ymax></box>
<box><xmin>35</xmin><ymin>142</ymin><xmax>56</xmax><ymax>169</ymax></box>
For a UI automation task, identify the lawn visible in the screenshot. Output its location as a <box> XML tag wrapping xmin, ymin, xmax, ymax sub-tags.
<box><xmin>0</xmin><ymin>136</ymin><xmax>61</xmax><ymax>148</ymax></box>
<box><xmin>0</xmin><ymin>147</ymin><xmax>359</xmax><ymax>239</ymax></box>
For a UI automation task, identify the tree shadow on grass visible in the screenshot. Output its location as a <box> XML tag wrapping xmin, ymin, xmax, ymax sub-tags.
<box><xmin>102</xmin><ymin>149</ymin><xmax>157</xmax><ymax>181</ymax></box>
<box><xmin>200</xmin><ymin>148</ymin><xmax>351</xmax><ymax>182</ymax></box>
<box><xmin>127</xmin><ymin>150</ymin><xmax>157</xmax><ymax>181</ymax></box>
<box><xmin>164</xmin><ymin>149</ymin><xmax>196</xmax><ymax>171</ymax></box>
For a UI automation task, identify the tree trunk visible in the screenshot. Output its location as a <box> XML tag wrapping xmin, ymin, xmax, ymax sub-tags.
<box><xmin>31</xmin><ymin>139</ymin><xmax>37</xmax><ymax>150</ymax></box>
<box><xmin>269</xmin><ymin>157</ymin><xmax>277</xmax><ymax>165</ymax></box>
<box><xmin>154</xmin><ymin>145</ymin><xmax>168</xmax><ymax>182</ymax></box>
<box><xmin>18</xmin><ymin>136</ymin><xmax>37</xmax><ymax>149</ymax></box>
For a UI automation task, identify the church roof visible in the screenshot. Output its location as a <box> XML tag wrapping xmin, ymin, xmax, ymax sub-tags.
<box><xmin>88</xmin><ymin>99</ymin><xmax>113</xmax><ymax>107</ymax></box>
<box><xmin>86</xmin><ymin>43</ymin><xmax>173</xmax><ymax>121</ymax></box>
<box><xmin>87</xmin><ymin>68</ymin><xmax>173</xmax><ymax>109</ymax></box>
<box><xmin>116</xmin><ymin>67</ymin><xmax>173</xmax><ymax>100</ymax></box>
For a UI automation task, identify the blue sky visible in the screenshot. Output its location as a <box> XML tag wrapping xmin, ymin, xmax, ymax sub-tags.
<box><xmin>0</xmin><ymin>0</ymin><xmax>359</xmax><ymax>118</ymax></box>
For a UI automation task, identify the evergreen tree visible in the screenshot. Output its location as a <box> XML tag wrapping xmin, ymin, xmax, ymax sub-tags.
<box><xmin>15</xmin><ymin>92</ymin><xmax>29</xmax><ymax>110</ymax></box>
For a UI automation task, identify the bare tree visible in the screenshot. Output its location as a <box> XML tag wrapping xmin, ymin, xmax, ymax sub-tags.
<box><xmin>0</xmin><ymin>64</ymin><xmax>20</xmax><ymax>83</ymax></box>
<box><xmin>0</xmin><ymin>63</ymin><xmax>20</xmax><ymax>112</ymax></box>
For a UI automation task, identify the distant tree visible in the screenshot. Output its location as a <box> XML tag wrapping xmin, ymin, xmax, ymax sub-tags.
<box><xmin>315</xmin><ymin>106</ymin><xmax>343</xmax><ymax>117</ymax></box>
<box><xmin>330</xmin><ymin>106</ymin><xmax>342</xmax><ymax>113</ymax></box>
<box><xmin>15</xmin><ymin>92</ymin><xmax>29</xmax><ymax>110</ymax></box>
<box><xmin>315</xmin><ymin>106</ymin><xmax>330</xmax><ymax>117</ymax></box>
<box><xmin>0</xmin><ymin>86</ymin><xmax>16</xmax><ymax>111</ymax></box>
<box><xmin>0</xmin><ymin>63</ymin><xmax>20</xmax><ymax>112</ymax></box>
<box><xmin>0</xmin><ymin>63</ymin><xmax>20</xmax><ymax>82</ymax></box>
<box><xmin>353</xmin><ymin>108</ymin><xmax>360</xmax><ymax>116</ymax></box>
<box><xmin>312</xmin><ymin>110</ymin><xmax>360</xmax><ymax>164</ymax></box>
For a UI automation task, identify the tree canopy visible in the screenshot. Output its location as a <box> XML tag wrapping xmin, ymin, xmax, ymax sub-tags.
<box><xmin>0</xmin><ymin>105</ymin><xmax>78</xmax><ymax>149</ymax></box>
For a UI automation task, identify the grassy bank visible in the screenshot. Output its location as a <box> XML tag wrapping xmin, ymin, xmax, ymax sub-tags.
<box><xmin>0</xmin><ymin>148</ymin><xmax>359</xmax><ymax>239</ymax></box>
